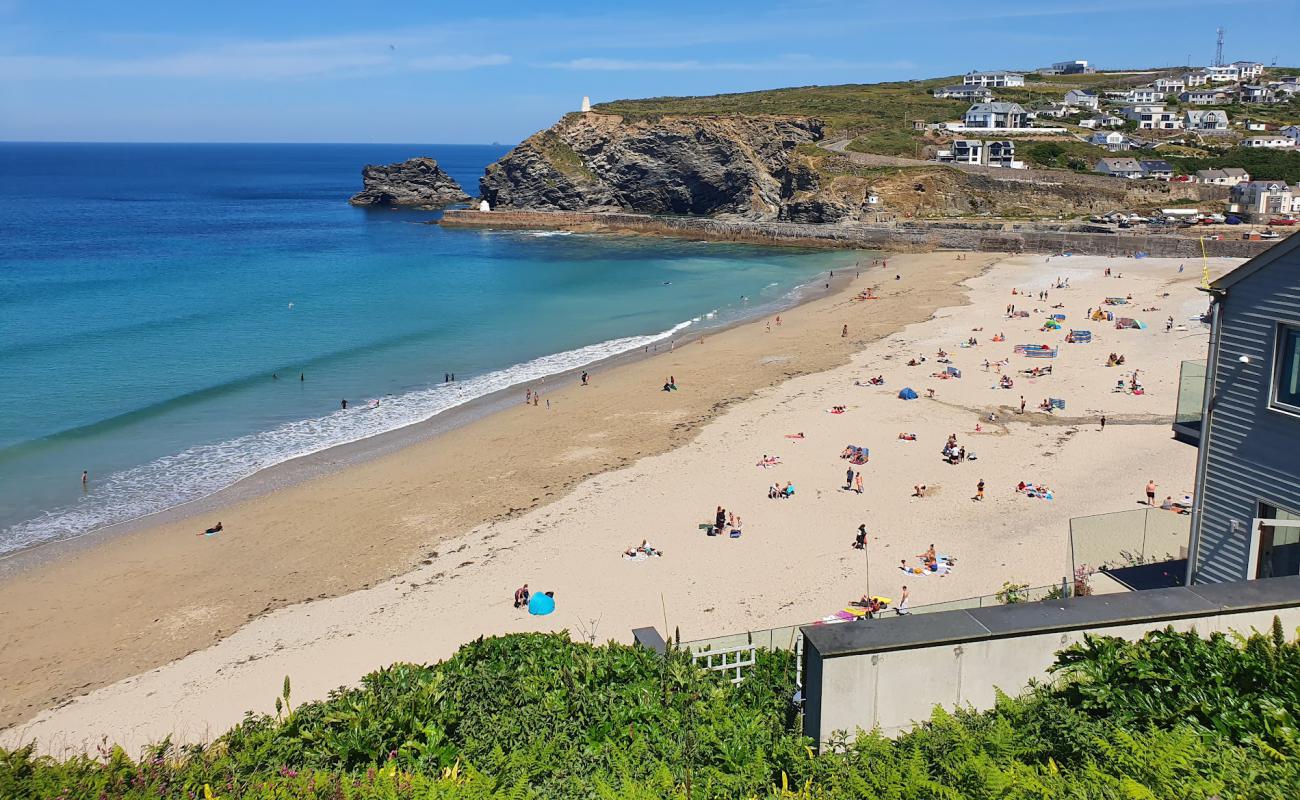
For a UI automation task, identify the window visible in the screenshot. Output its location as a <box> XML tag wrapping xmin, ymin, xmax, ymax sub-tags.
<box><xmin>1274</xmin><ymin>324</ymin><xmax>1300</xmax><ymax>412</ymax></box>
<box><xmin>1257</xmin><ymin>503</ymin><xmax>1300</xmax><ymax>578</ymax></box>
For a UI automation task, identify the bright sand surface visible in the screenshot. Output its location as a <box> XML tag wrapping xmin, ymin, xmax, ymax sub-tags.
<box><xmin>1</xmin><ymin>252</ymin><xmax>1239</xmax><ymax>754</ymax></box>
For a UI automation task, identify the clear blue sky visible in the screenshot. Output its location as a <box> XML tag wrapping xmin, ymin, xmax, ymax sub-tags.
<box><xmin>0</xmin><ymin>0</ymin><xmax>1290</xmax><ymax>143</ymax></box>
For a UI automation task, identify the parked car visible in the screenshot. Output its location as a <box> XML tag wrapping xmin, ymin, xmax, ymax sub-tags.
<box><xmin>1225</xmin><ymin>216</ymin><xmax>1242</xmax><ymax>225</ymax></box>
<box><xmin>1269</xmin><ymin>218</ymin><xmax>1296</xmax><ymax>226</ymax></box>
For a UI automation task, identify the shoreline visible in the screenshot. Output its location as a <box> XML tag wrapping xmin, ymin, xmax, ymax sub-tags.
<box><xmin>0</xmin><ymin>251</ymin><xmax>921</xmax><ymax>731</ymax></box>
<box><xmin>3</xmin><ymin>250</ymin><xmax>1233</xmax><ymax>755</ymax></box>
<box><xmin>0</xmin><ymin>253</ymin><xmax>859</xmax><ymax>580</ymax></box>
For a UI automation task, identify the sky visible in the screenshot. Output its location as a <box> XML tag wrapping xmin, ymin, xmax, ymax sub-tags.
<box><xmin>1</xmin><ymin>0</ymin><xmax>1293</xmax><ymax>143</ymax></box>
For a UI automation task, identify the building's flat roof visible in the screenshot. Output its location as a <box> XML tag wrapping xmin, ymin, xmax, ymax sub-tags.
<box><xmin>802</xmin><ymin>575</ymin><xmax>1300</xmax><ymax>658</ymax></box>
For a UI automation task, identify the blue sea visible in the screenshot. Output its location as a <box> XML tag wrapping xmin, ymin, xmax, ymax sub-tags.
<box><xmin>0</xmin><ymin>143</ymin><xmax>866</xmax><ymax>555</ymax></box>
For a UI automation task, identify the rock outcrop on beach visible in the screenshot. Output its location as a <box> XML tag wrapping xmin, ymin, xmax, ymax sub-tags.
<box><xmin>480</xmin><ymin>113</ymin><xmax>823</xmax><ymax>219</ymax></box>
<box><xmin>349</xmin><ymin>157</ymin><xmax>470</xmax><ymax>208</ymax></box>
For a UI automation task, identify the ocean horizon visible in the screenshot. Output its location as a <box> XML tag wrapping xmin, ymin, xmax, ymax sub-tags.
<box><xmin>0</xmin><ymin>142</ymin><xmax>867</xmax><ymax>555</ymax></box>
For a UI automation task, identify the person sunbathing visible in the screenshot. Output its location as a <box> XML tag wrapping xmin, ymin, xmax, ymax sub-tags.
<box><xmin>199</xmin><ymin>521</ymin><xmax>223</xmax><ymax>536</ymax></box>
<box><xmin>898</xmin><ymin>432</ymin><xmax>916</xmax><ymax>441</ymax></box>
<box><xmin>912</xmin><ymin>484</ymin><xmax>927</xmax><ymax>498</ymax></box>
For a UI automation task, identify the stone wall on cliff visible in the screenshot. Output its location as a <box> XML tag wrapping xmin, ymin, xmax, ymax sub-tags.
<box><xmin>479</xmin><ymin>113</ymin><xmax>823</xmax><ymax>218</ymax></box>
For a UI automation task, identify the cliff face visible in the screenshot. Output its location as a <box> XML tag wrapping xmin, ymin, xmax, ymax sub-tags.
<box><xmin>480</xmin><ymin>113</ymin><xmax>823</xmax><ymax>219</ymax></box>
<box><xmin>349</xmin><ymin>157</ymin><xmax>470</xmax><ymax>208</ymax></box>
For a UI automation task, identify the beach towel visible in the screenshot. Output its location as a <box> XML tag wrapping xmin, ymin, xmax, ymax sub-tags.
<box><xmin>898</xmin><ymin>387</ymin><xmax>918</xmax><ymax>400</ymax></box>
<box><xmin>729</xmin><ymin>529</ymin><xmax>742</xmax><ymax>538</ymax></box>
<box><xmin>1069</xmin><ymin>330</ymin><xmax>1092</xmax><ymax>343</ymax></box>
<box><xmin>1049</xmin><ymin>398</ymin><xmax>1066</xmax><ymax>410</ymax></box>
<box><xmin>945</xmin><ymin>366</ymin><xmax>961</xmax><ymax>378</ymax></box>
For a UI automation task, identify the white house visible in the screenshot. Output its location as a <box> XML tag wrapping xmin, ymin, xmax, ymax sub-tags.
<box><xmin>1184</xmin><ymin>109</ymin><xmax>1229</xmax><ymax>131</ymax></box>
<box><xmin>1179</xmin><ymin>90</ymin><xmax>1228</xmax><ymax>106</ymax></box>
<box><xmin>1195</xmin><ymin>167</ymin><xmax>1250</xmax><ymax>186</ymax></box>
<box><xmin>1153</xmin><ymin>77</ymin><xmax>1185</xmax><ymax>94</ymax></box>
<box><xmin>1131</xmin><ymin>86</ymin><xmax>1165</xmax><ymax>103</ymax></box>
<box><xmin>963</xmin><ymin>71</ymin><xmax>1025</xmax><ymax>88</ymax></box>
<box><xmin>1119</xmin><ymin>104</ymin><xmax>1182</xmax><ymax>130</ymax></box>
<box><xmin>1040</xmin><ymin>59</ymin><xmax>1092</xmax><ymax>75</ymax></box>
<box><xmin>963</xmin><ymin>102</ymin><xmax>1028</xmax><ymax>128</ymax></box>
<box><xmin>1184</xmin><ymin>71</ymin><xmax>1211</xmax><ymax>87</ymax></box>
<box><xmin>1064</xmin><ymin>89</ymin><xmax>1099</xmax><ymax>110</ymax></box>
<box><xmin>1079</xmin><ymin>112</ymin><xmax>1124</xmax><ymax>129</ymax></box>
<box><xmin>1088</xmin><ymin>131</ymin><xmax>1130</xmax><ymax>151</ymax></box>
<box><xmin>933</xmin><ymin>85</ymin><xmax>994</xmax><ymax>100</ymax></box>
<box><xmin>1033</xmin><ymin>103</ymin><xmax>1072</xmax><ymax>119</ymax></box>
<box><xmin>1232</xmin><ymin>61</ymin><xmax>1264</xmax><ymax>81</ymax></box>
<box><xmin>1095</xmin><ymin>157</ymin><xmax>1146</xmax><ymax>178</ymax></box>
<box><xmin>1241</xmin><ymin>135</ymin><xmax>1295</xmax><ymax>149</ymax></box>
<box><xmin>1206</xmin><ymin>65</ymin><xmax>1239</xmax><ymax>82</ymax></box>
<box><xmin>1240</xmin><ymin>85</ymin><xmax>1275</xmax><ymax>104</ymax></box>
<box><xmin>1231</xmin><ymin>181</ymin><xmax>1296</xmax><ymax>216</ymax></box>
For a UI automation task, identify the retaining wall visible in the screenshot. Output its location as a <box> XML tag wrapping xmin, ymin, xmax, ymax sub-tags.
<box><xmin>440</xmin><ymin>209</ymin><xmax>1272</xmax><ymax>259</ymax></box>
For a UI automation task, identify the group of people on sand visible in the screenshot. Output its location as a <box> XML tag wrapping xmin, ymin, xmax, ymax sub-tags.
<box><xmin>623</xmin><ymin>539</ymin><xmax>663</xmax><ymax>558</ymax></box>
<box><xmin>662</xmin><ymin>375</ymin><xmax>678</xmax><ymax>392</ymax></box>
<box><xmin>1105</xmin><ymin>352</ymin><xmax>1127</xmax><ymax>367</ymax></box>
<box><xmin>840</xmin><ymin>445</ymin><xmax>869</xmax><ymax>464</ymax></box>
<box><xmin>941</xmin><ymin>433</ymin><xmax>972</xmax><ymax>465</ymax></box>
<box><xmin>768</xmin><ymin>482</ymin><xmax>795</xmax><ymax>499</ymax></box>
<box><xmin>710</xmin><ymin>506</ymin><xmax>742</xmax><ymax>535</ymax></box>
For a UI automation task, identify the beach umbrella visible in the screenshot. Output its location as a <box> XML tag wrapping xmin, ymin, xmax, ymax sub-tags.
<box><xmin>898</xmin><ymin>387</ymin><xmax>918</xmax><ymax>400</ymax></box>
<box><xmin>528</xmin><ymin>592</ymin><xmax>556</xmax><ymax>616</ymax></box>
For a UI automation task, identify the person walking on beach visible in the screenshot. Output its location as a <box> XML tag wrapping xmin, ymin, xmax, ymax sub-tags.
<box><xmin>1019</xmin><ymin>396</ymin><xmax>1026</xmax><ymax>414</ymax></box>
<box><xmin>581</xmin><ymin>371</ymin><xmax>589</xmax><ymax>386</ymax></box>
<box><xmin>1145</xmin><ymin>479</ymin><xmax>1157</xmax><ymax>506</ymax></box>
<box><xmin>341</xmin><ymin>398</ymin><xmax>348</xmax><ymax>409</ymax></box>
<box><xmin>841</xmin><ymin>324</ymin><xmax>849</xmax><ymax>338</ymax></box>
<box><xmin>845</xmin><ymin>467</ymin><xmax>855</xmax><ymax>491</ymax></box>
<box><xmin>1100</xmin><ymin>415</ymin><xmax>1106</xmax><ymax>431</ymax></box>
<box><xmin>853</xmin><ymin>524</ymin><xmax>867</xmax><ymax>549</ymax></box>
<box><xmin>81</xmin><ymin>470</ymin><xmax>88</xmax><ymax>489</ymax></box>
<box><xmin>854</xmin><ymin>472</ymin><xmax>864</xmax><ymax>494</ymax></box>
<box><xmin>975</xmin><ymin>479</ymin><xmax>985</xmax><ymax>501</ymax></box>
<box><xmin>897</xmin><ymin>585</ymin><xmax>911</xmax><ymax>615</ymax></box>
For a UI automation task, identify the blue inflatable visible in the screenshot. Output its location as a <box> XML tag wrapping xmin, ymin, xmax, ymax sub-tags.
<box><xmin>898</xmin><ymin>387</ymin><xmax>918</xmax><ymax>400</ymax></box>
<box><xmin>528</xmin><ymin>592</ymin><xmax>556</xmax><ymax>616</ymax></box>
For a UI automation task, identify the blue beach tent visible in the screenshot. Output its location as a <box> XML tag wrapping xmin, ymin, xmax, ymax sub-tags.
<box><xmin>528</xmin><ymin>592</ymin><xmax>556</xmax><ymax>616</ymax></box>
<box><xmin>898</xmin><ymin>387</ymin><xmax>918</xmax><ymax>400</ymax></box>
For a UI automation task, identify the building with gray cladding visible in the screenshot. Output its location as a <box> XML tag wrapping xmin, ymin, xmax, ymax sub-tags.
<box><xmin>1188</xmin><ymin>235</ymin><xmax>1300</xmax><ymax>584</ymax></box>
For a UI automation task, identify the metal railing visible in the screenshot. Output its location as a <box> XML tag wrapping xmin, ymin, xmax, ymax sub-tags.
<box><xmin>1070</xmin><ymin>507</ymin><xmax>1190</xmax><ymax>577</ymax></box>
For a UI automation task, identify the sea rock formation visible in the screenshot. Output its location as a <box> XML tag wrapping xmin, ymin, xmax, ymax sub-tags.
<box><xmin>349</xmin><ymin>157</ymin><xmax>470</xmax><ymax>208</ymax></box>
<box><xmin>480</xmin><ymin>113</ymin><xmax>824</xmax><ymax>219</ymax></box>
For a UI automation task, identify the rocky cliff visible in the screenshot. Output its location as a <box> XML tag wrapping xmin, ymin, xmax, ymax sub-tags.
<box><xmin>349</xmin><ymin>157</ymin><xmax>470</xmax><ymax>208</ymax></box>
<box><xmin>480</xmin><ymin>113</ymin><xmax>823</xmax><ymax>219</ymax></box>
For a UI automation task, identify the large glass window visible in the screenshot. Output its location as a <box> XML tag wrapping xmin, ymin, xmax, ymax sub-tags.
<box><xmin>1274</xmin><ymin>325</ymin><xmax>1300</xmax><ymax>411</ymax></box>
<box><xmin>1258</xmin><ymin>503</ymin><xmax>1300</xmax><ymax>578</ymax></box>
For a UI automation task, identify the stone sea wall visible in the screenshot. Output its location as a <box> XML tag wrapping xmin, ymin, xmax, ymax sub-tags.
<box><xmin>439</xmin><ymin>209</ymin><xmax>1274</xmax><ymax>259</ymax></box>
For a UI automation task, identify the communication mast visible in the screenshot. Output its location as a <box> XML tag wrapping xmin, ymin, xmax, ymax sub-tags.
<box><xmin>1214</xmin><ymin>27</ymin><xmax>1224</xmax><ymax>67</ymax></box>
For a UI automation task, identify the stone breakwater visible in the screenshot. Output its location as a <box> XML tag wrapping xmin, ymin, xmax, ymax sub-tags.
<box><xmin>440</xmin><ymin>209</ymin><xmax>1274</xmax><ymax>259</ymax></box>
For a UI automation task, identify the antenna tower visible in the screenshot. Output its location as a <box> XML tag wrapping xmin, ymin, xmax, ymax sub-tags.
<box><xmin>1214</xmin><ymin>27</ymin><xmax>1224</xmax><ymax>67</ymax></box>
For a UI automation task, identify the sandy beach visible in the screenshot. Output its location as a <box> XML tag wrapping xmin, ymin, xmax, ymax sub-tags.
<box><xmin>1</xmin><ymin>250</ymin><xmax>1239</xmax><ymax>754</ymax></box>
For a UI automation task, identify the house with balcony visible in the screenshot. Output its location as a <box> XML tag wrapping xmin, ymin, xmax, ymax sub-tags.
<box><xmin>1240</xmin><ymin>85</ymin><xmax>1276</xmax><ymax>104</ymax></box>
<box><xmin>1241</xmin><ymin>135</ymin><xmax>1295</xmax><ymax>149</ymax></box>
<box><xmin>963</xmin><ymin>102</ymin><xmax>1027</xmax><ymax>129</ymax></box>
<box><xmin>1039</xmin><ymin>59</ymin><xmax>1092</xmax><ymax>75</ymax></box>
<box><xmin>1094</xmin><ymin>157</ymin><xmax>1145</xmax><ymax>178</ymax></box>
<box><xmin>1088</xmin><ymin>131</ymin><xmax>1131</xmax><ymax>151</ymax></box>
<box><xmin>1231</xmin><ymin>181</ymin><xmax>1296</xmax><ymax>216</ymax></box>
<box><xmin>1185</xmin><ymin>236</ymin><xmax>1300</xmax><ymax>584</ymax></box>
<box><xmin>1184</xmin><ymin>71</ymin><xmax>1211</xmax><ymax>86</ymax></box>
<box><xmin>1153</xmin><ymin>77</ymin><xmax>1186</xmax><ymax>94</ymax></box>
<box><xmin>962</xmin><ymin>71</ymin><xmax>1024</xmax><ymax>88</ymax></box>
<box><xmin>1131</xmin><ymin>86</ymin><xmax>1165</xmax><ymax>103</ymax></box>
<box><xmin>1231</xmin><ymin>61</ymin><xmax>1264</xmax><ymax>81</ymax></box>
<box><xmin>1184</xmin><ymin>109</ymin><xmax>1229</xmax><ymax>131</ymax></box>
<box><xmin>1179</xmin><ymin>89</ymin><xmax>1230</xmax><ymax>105</ymax></box>
<box><xmin>1032</xmin><ymin>103</ymin><xmax>1072</xmax><ymax>119</ymax></box>
<box><xmin>1206</xmin><ymin>65</ymin><xmax>1240</xmax><ymax>82</ymax></box>
<box><xmin>932</xmin><ymin>85</ymin><xmax>994</xmax><ymax>101</ymax></box>
<box><xmin>1079</xmin><ymin>112</ymin><xmax>1124</xmax><ymax>130</ymax></box>
<box><xmin>934</xmin><ymin>139</ymin><xmax>1023</xmax><ymax>168</ymax></box>
<box><xmin>1064</xmin><ymin>89</ymin><xmax>1099</xmax><ymax>110</ymax></box>
<box><xmin>1195</xmin><ymin>167</ymin><xmax>1250</xmax><ymax>186</ymax></box>
<box><xmin>1119</xmin><ymin>104</ymin><xmax>1182</xmax><ymax>130</ymax></box>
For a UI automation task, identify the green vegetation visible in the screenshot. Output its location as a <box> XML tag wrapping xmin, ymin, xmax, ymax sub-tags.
<box><xmin>6</xmin><ymin>620</ymin><xmax>1300</xmax><ymax>799</ymax></box>
<box><xmin>1019</xmin><ymin>140</ymin><xmax>1111</xmax><ymax>171</ymax></box>
<box><xmin>1164</xmin><ymin>148</ymin><xmax>1300</xmax><ymax>184</ymax></box>
<box><xmin>535</xmin><ymin>129</ymin><xmax>597</xmax><ymax>183</ymax></box>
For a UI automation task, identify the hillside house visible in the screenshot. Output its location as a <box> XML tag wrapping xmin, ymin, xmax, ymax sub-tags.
<box><xmin>963</xmin><ymin>102</ymin><xmax>1027</xmax><ymax>129</ymax></box>
<box><xmin>1283</xmin><ymin>126</ymin><xmax>1300</xmax><ymax>144</ymax></box>
<box><xmin>1032</xmin><ymin>103</ymin><xmax>1072</xmax><ymax>119</ymax></box>
<box><xmin>1131</xmin><ymin>86</ymin><xmax>1165</xmax><ymax>104</ymax></box>
<box><xmin>1206</xmin><ymin>65</ymin><xmax>1240</xmax><ymax>82</ymax></box>
<box><xmin>1241</xmin><ymin>135</ymin><xmax>1295</xmax><ymax>150</ymax></box>
<box><xmin>1179</xmin><ymin>89</ymin><xmax>1229</xmax><ymax>106</ymax></box>
<box><xmin>1139</xmin><ymin>159</ymin><xmax>1175</xmax><ymax>180</ymax></box>
<box><xmin>1231</xmin><ymin>61</ymin><xmax>1264</xmax><ymax>81</ymax></box>
<box><xmin>962</xmin><ymin>71</ymin><xmax>1024</xmax><ymax>88</ymax></box>
<box><xmin>935</xmin><ymin>139</ymin><xmax>1023</xmax><ymax>168</ymax></box>
<box><xmin>1186</xmin><ymin>237</ymin><xmax>1300</xmax><ymax>584</ymax></box>
<box><xmin>1240</xmin><ymin>85</ymin><xmax>1275</xmax><ymax>104</ymax></box>
<box><xmin>1184</xmin><ymin>71</ymin><xmax>1211</xmax><ymax>86</ymax></box>
<box><xmin>1120</xmin><ymin>104</ymin><xmax>1182</xmax><ymax>130</ymax></box>
<box><xmin>1064</xmin><ymin>89</ymin><xmax>1100</xmax><ymax>110</ymax></box>
<box><xmin>1094</xmin><ymin>157</ymin><xmax>1145</xmax><ymax>178</ymax></box>
<box><xmin>1079</xmin><ymin>112</ymin><xmax>1124</xmax><ymax>129</ymax></box>
<box><xmin>932</xmin><ymin>85</ymin><xmax>994</xmax><ymax>100</ymax></box>
<box><xmin>1273</xmin><ymin>83</ymin><xmax>1300</xmax><ymax>99</ymax></box>
<box><xmin>1196</xmin><ymin>167</ymin><xmax>1251</xmax><ymax>186</ymax></box>
<box><xmin>1184</xmin><ymin>109</ymin><xmax>1230</xmax><ymax>131</ymax></box>
<box><xmin>1231</xmin><ymin>181</ymin><xmax>1297</xmax><ymax>215</ymax></box>
<box><xmin>1153</xmin><ymin>77</ymin><xmax>1186</xmax><ymax>94</ymax></box>
<box><xmin>1088</xmin><ymin>131</ymin><xmax>1130</xmax><ymax>151</ymax></box>
<box><xmin>1040</xmin><ymin>59</ymin><xmax>1092</xmax><ymax>75</ymax></box>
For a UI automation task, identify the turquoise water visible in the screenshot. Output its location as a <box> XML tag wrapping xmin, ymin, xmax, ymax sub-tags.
<box><xmin>0</xmin><ymin>143</ymin><xmax>866</xmax><ymax>554</ymax></box>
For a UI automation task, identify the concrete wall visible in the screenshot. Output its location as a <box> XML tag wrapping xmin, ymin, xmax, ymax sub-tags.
<box><xmin>440</xmin><ymin>209</ymin><xmax>1273</xmax><ymax>259</ymax></box>
<box><xmin>801</xmin><ymin>576</ymin><xmax>1300</xmax><ymax>746</ymax></box>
